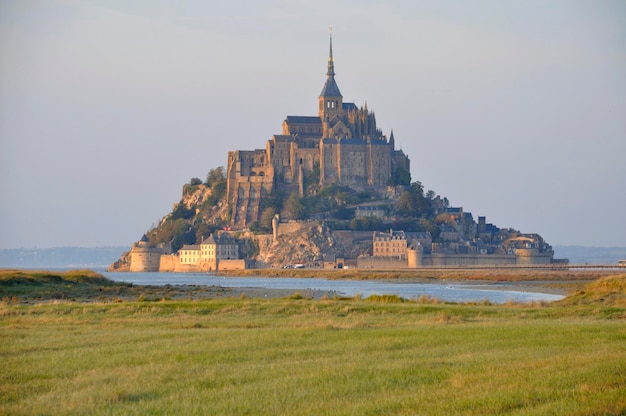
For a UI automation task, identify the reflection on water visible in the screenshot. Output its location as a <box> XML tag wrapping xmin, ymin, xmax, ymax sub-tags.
<box><xmin>102</xmin><ymin>272</ymin><xmax>563</xmax><ymax>304</ymax></box>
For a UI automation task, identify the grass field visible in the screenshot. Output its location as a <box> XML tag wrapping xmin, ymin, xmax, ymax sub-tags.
<box><xmin>1</xmin><ymin>270</ymin><xmax>625</xmax><ymax>415</ymax></box>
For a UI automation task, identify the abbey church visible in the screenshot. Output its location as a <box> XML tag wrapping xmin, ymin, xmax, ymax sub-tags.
<box><xmin>226</xmin><ymin>34</ymin><xmax>410</xmax><ymax>227</ymax></box>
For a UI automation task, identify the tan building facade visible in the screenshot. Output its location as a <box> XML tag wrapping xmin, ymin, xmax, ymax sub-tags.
<box><xmin>176</xmin><ymin>234</ymin><xmax>239</xmax><ymax>271</ymax></box>
<box><xmin>373</xmin><ymin>230</ymin><xmax>409</xmax><ymax>259</ymax></box>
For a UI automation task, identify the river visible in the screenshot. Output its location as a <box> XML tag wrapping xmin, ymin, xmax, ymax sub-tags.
<box><xmin>101</xmin><ymin>272</ymin><xmax>564</xmax><ymax>304</ymax></box>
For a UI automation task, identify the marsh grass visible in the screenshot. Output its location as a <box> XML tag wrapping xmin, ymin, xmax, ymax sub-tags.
<box><xmin>2</xmin><ymin>296</ymin><xmax>625</xmax><ymax>415</ymax></box>
<box><xmin>557</xmin><ymin>274</ymin><xmax>626</xmax><ymax>307</ymax></box>
<box><xmin>218</xmin><ymin>267</ymin><xmax>608</xmax><ymax>282</ymax></box>
<box><xmin>1</xmin><ymin>270</ymin><xmax>625</xmax><ymax>414</ymax></box>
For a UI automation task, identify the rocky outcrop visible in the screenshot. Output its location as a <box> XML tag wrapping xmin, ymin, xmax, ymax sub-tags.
<box><xmin>107</xmin><ymin>250</ymin><xmax>130</xmax><ymax>272</ymax></box>
<box><xmin>255</xmin><ymin>222</ymin><xmax>369</xmax><ymax>268</ymax></box>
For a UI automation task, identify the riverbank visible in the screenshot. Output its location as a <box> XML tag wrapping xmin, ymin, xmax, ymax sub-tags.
<box><xmin>217</xmin><ymin>267</ymin><xmax>612</xmax><ymax>298</ymax></box>
<box><xmin>0</xmin><ymin>270</ymin><xmax>595</xmax><ymax>304</ymax></box>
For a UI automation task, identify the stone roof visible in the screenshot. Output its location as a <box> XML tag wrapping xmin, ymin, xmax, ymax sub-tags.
<box><xmin>272</xmin><ymin>135</ymin><xmax>295</xmax><ymax>142</ymax></box>
<box><xmin>180</xmin><ymin>244</ymin><xmax>200</xmax><ymax>251</ymax></box>
<box><xmin>322</xmin><ymin>138</ymin><xmax>389</xmax><ymax>146</ymax></box>
<box><xmin>201</xmin><ymin>233</ymin><xmax>237</xmax><ymax>246</ymax></box>
<box><xmin>285</xmin><ymin>116</ymin><xmax>322</xmax><ymax>125</ymax></box>
<box><xmin>320</xmin><ymin>76</ymin><xmax>342</xmax><ymax>97</ymax></box>
<box><xmin>405</xmin><ymin>232</ymin><xmax>432</xmax><ymax>240</ymax></box>
<box><xmin>203</xmin><ymin>234</ymin><xmax>217</xmax><ymax>245</ymax></box>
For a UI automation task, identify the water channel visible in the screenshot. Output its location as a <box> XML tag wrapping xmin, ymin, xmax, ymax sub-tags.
<box><xmin>102</xmin><ymin>272</ymin><xmax>564</xmax><ymax>304</ymax></box>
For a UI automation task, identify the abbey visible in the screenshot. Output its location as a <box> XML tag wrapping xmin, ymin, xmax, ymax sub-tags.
<box><xmin>226</xmin><ymin>34</ymin><xmax>410</xmax><ymax>227</ymax></box>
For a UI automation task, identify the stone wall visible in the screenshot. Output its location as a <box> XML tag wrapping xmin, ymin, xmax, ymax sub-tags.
<box><xmin>218</xmin><ymin>259</ymin><xmax>249</xmax><ymax>270</ymax></box>
<box><xmin>159</xmin><ymin>254</ymin><xmax>178</xmax><ymax>272</ymax></box>
<box><xmin>423</xmin><ymin>253</ymin><xmax>517</xmax><ymax>267</ymax></box>
<box><xmin>276</xmin><ymin>221</ymin><xmax>304</xmax><ymax>236</ymax></box>
<box><xmin>357</xmin><ymin>256</ymin><xmax>409</xmax><ymax>269</ymax></box>
<box><xmin>514</xmin><ymin>249</ymin><xmax>553</xmax><ymax>265</ymax></box>
<box><xmin>357</xmin><ymin>252</ymin><xmax>553</xmax><ymax>269</ymax></box>
<box><xmin>130</xmin><ymin>246</ymin><xmax>161</xmax><ymax>272</ymax></box>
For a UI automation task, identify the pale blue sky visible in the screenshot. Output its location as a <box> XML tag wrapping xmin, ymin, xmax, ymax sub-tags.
<box><xmin>1</xmin><ymin>0</ymin><xmax>624</xmax><ymax>249</ymax></box>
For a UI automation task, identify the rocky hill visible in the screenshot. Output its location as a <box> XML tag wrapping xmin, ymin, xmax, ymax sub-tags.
<box><xmin>110</xmin><ymin>163</ymin><xmax>562</xmax><ymax>270</ymax></box>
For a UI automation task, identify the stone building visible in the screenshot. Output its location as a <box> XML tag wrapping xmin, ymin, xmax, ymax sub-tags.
<box><xmin>372</xmin><ymin>230</ymin><xmax>432</xmax><ymax>261</ymax></box>
<box><xmin>227</xmin><ymin>34</ymin><xmax>410</xmax><ymax>227</ymax></box>
<box><xmin>373</xmin><ymin>230</ymin><xmax>410</xmax><ymax>260</ymax></box>
<box><xmin>129</xmin><ymin>234</ymin><xmax>171</xmax><ymax>272</ymax></box>
<box><xmin>177</xmin><ymin>233</ymin><xmax>239</xmax><ymax>271</ymax></box>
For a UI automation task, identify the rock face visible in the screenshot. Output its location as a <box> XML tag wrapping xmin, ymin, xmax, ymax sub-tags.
<box><xmin>254</xmin><ymin>222</ymin><xmax>372</xmax><ymax>268</ymax></box>
<box><xmin>107</xmin><ymin>250</ymin><xmax>130</xmax><ymax>272</ymax></box>
<box><xmin>256</xmin><ymin>222</ymin><xmax>338</xmax><ymax>268</ymax></box>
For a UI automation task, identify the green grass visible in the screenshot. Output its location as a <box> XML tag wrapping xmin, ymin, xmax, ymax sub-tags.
<box><xmin>218</xmin><ymin>267</ymin><xmax>608</xmax><ymax>282</ymax></box>
<box><xmin>0</xmin><ymin>269</ymin><xmax>129</xmax><ymax>302</ymax></box>
<box><xmin>1</xmin><ymin>271</ymin><xmax>625</xmax><ymax>415</ymax></box>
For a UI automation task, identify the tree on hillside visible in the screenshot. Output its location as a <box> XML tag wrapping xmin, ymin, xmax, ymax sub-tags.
<box><xmin>349</xmin><ymin>216</ymin><xmax>386</xmax><ymax>231</ymax></box>
<box><xmin>396</xmin><ymin>181</ymin><xmax>430</xmax><ymax>217</ymax></box>
<box><xmin>283</xmin><ymin>193</ymin><xmax>305</xmax><ymax>220</ymax></box>
<box><xmin>206</xmin><ymin>167</ymin><xmax>225</xmax><ymax>188</ymax></box>
<box><xmin>389</xmin><ymin>166</ymin><xmax>411</xmax><ymax>186</ymax></box>
<box><xmin>259</xmin><ymin>207</ymin><xmax>276</xmax><ymax>231</ymax></box>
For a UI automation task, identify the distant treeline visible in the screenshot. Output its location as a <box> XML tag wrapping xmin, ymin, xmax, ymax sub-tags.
<box><xmin>0</xmin><ymin>247</ymin><xmax>128</xmax><ymax>268</ymax></box>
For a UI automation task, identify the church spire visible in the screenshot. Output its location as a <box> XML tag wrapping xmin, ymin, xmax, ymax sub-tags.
<box><xmin>327</xmin><ymin>28</ymin><xmax>335</xmax><ymax>77</ymax></box>
<box><xmin>319</xmin><ymin>27</ymin><xmax>343</xmax><ymax>119</ymax></box>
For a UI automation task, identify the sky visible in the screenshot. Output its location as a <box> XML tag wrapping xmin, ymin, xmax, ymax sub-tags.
<box><xmin>1</xmin><ymin>0</ymin><xmax>625</xmax><ymax>250</ymax></box>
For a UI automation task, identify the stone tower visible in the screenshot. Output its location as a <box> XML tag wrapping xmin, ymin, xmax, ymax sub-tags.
<box><xmin>318</xmin><ymin>31</ymin><xmax>343</xmax><ymax>120</ymax></box>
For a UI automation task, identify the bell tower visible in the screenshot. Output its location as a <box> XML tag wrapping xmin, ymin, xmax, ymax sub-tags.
<box><xmin>318</xmin><ymin>29</ymin><xmax>343</xmax><ymax>120</ymax></box>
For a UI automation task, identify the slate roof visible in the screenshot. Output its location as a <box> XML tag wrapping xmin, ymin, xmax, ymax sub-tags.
<box><xmin>320</xmin><ymin>76</ymin><xmax>342</xmax><ymax>97</ymax></box>
<box><xmin>322</xmin><ymin>138</ymin><xmax>389</xmax><ymax>146</ymax></box>
<box><xmin>272</xmin><ymin>135</ymin><xmax>295</xmax><ymax>142</ymax></box>
<box><xmin>285</xmin><ymin>116</ymin><xmax>322</xmax><ymax>125</ymax></box>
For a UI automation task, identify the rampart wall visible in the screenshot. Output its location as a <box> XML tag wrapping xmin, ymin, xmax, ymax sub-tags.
<box><xmin>423</xmin><ymin>253</ymin><xmax>517</xmax><ymax>267</ymax></box>
<box><xmin>130</xmin><ymin>247</ymin><xmax>161</xmax><ymax>272</ymax></box>
<box><xmin>357</xmin><ymin>256</ymin><xmax>409</xmax><ymax>269</ymax></box>
<box><xmin>218</xmin><ymin>259</ymin><xmax>249</xmax><ymax>270</ymax></box>
<box><xmin>276</xmin><ymin>221</ymin><xmax>304</xmax><ymax>236</ymax></box>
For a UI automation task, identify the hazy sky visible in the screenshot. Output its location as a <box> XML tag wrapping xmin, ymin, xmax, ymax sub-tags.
<box><xmin>1</xmin><ymin>0</ymin><xmax>624</xmax><ymax>250</ymax></box>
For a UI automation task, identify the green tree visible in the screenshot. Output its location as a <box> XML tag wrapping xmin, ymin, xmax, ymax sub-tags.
<box><xmin>283</xmin><ymin>193</ymin><xmax>304</xmax><ymax>220</ymax></box>
<box><xmin>206</xmin><ymin>167</ymin><xmax>225</xmax><ymax>187</ymax></box>
<box><xmin>349</xmin><ymin>216</ymin><xmax>385</xmax><ymax>231</ymax></box>
<box><xmin>419</xmin><ymin>218</ymin><xmax>441</xmax><ymax>242</ymax></box>
<box><xmin>332</xmin><ymin>206</ymin><xmax>355</xmax><ymax>220</ymax></box>
<box><xmin>171</xmin><ymin>203</ymin><xmax>194</xmax><ymax>221</ymax></box>
<box><xmin>397</xmin><ymin>191</ymin><xmax>418</xmax><ymax>217</ymax></box>
<box><xmin>260</xmin><ymin>189</ymin><xmax>285</xmax><ymax>213</ymax></box>
<box><xmin>259</xmin><ymin>207</ymin><xmax>276</xmax><ymax>232</ymax></box>
<box><xmin>389</xmin><ymin>166</ymin><xmax>411</xmax><ymax>186</ymax></box>
<box><xmin>397</xmin><ymin>181</ymin><xmax>431</xmax><ymax>217</ymax></box>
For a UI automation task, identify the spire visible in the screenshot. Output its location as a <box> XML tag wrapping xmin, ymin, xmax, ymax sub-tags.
<box><xmin>319</xmin><ymin>28</ymin><xmax>343</xmax><ymax>118</ymax></box>
<box><xmin>320</xmin><ymin>28</ymin><xmax>342</xmax><ymax>98</ymax></box>
<box><xmin>327</xmin><ymin>27</ymin><xmax>335</xmax><ymax>77</ymax></box>
<box><xmin>389</xmin><ymin>129</ymin><xmax>395</xmax><ymax>146</ymax></box>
